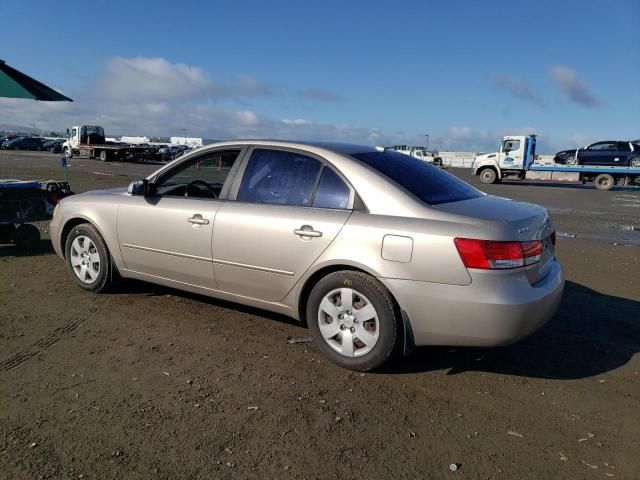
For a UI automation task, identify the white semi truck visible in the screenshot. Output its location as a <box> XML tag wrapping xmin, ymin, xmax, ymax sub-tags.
<box><xmin>472</xmin><ymin>135</ymin><xmax>640</xmax><ymax>191</ymax></box>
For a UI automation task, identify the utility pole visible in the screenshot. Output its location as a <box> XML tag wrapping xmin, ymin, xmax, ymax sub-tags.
<box><xmin>425</xmin><ymin>134</ymin><xmax>430</xmax><ymax>150</ymax></box>
<box><xmin>181</xmin><ymin>128</ymin><xmax>187</xmax><ymax>145</ymax></box>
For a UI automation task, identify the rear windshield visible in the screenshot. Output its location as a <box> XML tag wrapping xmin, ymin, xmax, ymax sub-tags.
<box><xmin>351</xmin><ymin>151</ymin><xmax>482</xmax><ymax>205</ymax></box>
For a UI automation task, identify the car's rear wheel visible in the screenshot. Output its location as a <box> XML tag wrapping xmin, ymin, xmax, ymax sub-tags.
<box><xmin>479</xmin><ymin>167</ymin><xmax>498</xmax><ymax>184</ymax></box>
<box><xmin>630</xmin><ymin>156</ymin><xmax>640</xmax><ymax>168</ymax></box>
<box><xmin>65</xmin><ymin>223</ymin><xmax>116</xmax><ymax>292</ymax></box>
<box><xmin>306</xmin><ymin>271</ymin><xmax>399</xmax><ymax>371</ymax></box>
<box><xmin>594</xmin><ymin>173</ymin><xmax>615</xmax><ymax>191</ymax></box>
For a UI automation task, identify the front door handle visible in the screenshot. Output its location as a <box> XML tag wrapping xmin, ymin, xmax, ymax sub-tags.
<box><xmin>293</xmin><ymin>225</ymin><xmax>323</xmax><ymax>238</ymax></box>
<box><xmin>187</xmin><ymin>214</ymin><xmax>209</xmax><ymax>225</ymax></box>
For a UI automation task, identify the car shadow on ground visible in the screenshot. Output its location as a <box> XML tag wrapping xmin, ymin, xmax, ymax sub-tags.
<box><xmin>385</xmin><ymin>280</ymin><xmax>640</xmax><ymax>380</ymax></box>
<box><xmin>108</xmin><ymin>279</ymin><xmax>303</xmax><ymax>328</ymax></box>
<box><xmin>0</xmin><ymin>239</ymin><xmax>54</xmax><ymax>257</ymax></box>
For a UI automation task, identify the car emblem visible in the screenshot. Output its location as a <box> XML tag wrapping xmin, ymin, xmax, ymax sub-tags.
<box><xmin>518</xmin><ymin>227</ymin><xmax>530</xmax><ymax>234</ymax></box>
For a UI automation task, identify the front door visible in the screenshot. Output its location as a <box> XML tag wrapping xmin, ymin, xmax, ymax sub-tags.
<box><xmin>212</xmin><ymin>147</ymin><xmax>353</xmax><ymax>302</ymax></box>
<box><xmin>499</xmin><ymin>138</ymin><xmax>522</xmax><ymax>169</ymax></box>
<box><xmin>581</xmin><ymin>142</ymin><xmax>616</xmax><ymax>165</ymax></box>
<box><xmin>116</xmin><ymin>148</ymin><xmax>244</xmax><ymax>289</ymax></box>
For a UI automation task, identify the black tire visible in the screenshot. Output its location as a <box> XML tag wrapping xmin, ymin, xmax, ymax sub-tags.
<box><xmin>14</xmin><ymin>224</ymin><xmax>40</xmax><ymax>249</ymax></box>
<box><xmin>594</xmin><ymin>173</ymin><xmax>614</xmax><ymax>191</ymax></box>
<box><xmin>64</xmin><ymin>223</ymin><xmax>116</xmax><ymax>292</ymax></box>
<box><xmin>566</xmin><ymin>155</ymin><xmax>579</xmax><ymax>165</ymax></box>
<box><xmin>306</xmin><ymin>270</ymin><xmax>399</xmax><ymax>371</ymax></box>
<box><xmin>630</xmin><ymin>156</ymin><xmax>640</xmax><ymax>168</ymax></box>
<box><xmin>479</xmin><ymin>167</ymin><xmax>498</xmax><ymax>184</ymax></box>
<box><xmin>99</xmin><ymin>150</ymin><xmax>109</xmax><ymax>162</ymax></box>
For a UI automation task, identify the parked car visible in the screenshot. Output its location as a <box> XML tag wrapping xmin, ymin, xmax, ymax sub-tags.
<box><xmin>50</xmin><ymin>141</ymin><xmax>564</xmax><ymax>371</ymax></box>
<box><xmin>2</xmin><ymin>136</ymin><xmax>45</xmax><ymax>151</ymax></box>
<box><xmin>554</xmin><ymin>141</ymin><xmax>640</xmax><ymax>167</ymax></box>
<box><xmin>0</xmin><ymin>134</ymin><xmax>20</xmax><ymax>146</ymax></box>
<box><xmin>42</xmin><ymin>140</ymin><xmax>63</xmax><ymax>153</ymax></box>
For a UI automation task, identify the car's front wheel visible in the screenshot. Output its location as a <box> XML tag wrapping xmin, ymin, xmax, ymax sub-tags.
<box><xmin>65</xmin><ymin>223</ymin><xmax>116</xmax><ymax>292</ymax></box>
<box><xmin>630</xmin><ymin>156</ymin><xmax>640</xmax><ymax>168</ymax></box>
<box><xmin>306</xmin><ymin>271</ymin><xmax>399</xmax><ymax>371</ymax></box>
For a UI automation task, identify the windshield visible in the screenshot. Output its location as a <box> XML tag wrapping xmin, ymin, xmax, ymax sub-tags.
<box><xmin>351</xmin><ymin>151</ymin><xmax>482</xmax><ymax>205</ymax></box>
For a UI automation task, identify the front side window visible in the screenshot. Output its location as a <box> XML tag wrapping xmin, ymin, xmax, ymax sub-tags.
<box><xmin>503</xmin><ymin>139</ymin><xmax>520</xmax><ymax>152</ymax></box>
<box><xmin>352</xmin><ymin>150</ymin><xmax>482</xmax><ymax>205</ymax></box>
<box><xmin>590</xmin><ymin>142</ymin><xmax>614</xmax><ymax>151</ymax></box>
<box><xmin>312</xmin><ymin>167</ymin><xmax>351</xmax><ymax>209</ymax></box>
<box><xmin>237</xmin><ymin>149</ymin><xmax>321</xmax><ymax>206</ymax></box>
<box><xmin>155</xmin><ymin>149</ymin><xmax>241</xmax><ymax>199</ymax></box>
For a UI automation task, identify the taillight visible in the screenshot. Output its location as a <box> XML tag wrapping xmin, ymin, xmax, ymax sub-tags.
<box><xmin>454</xmin><ymin>238</ymin><xmax>543</xmax><ymax>270</ymax></box>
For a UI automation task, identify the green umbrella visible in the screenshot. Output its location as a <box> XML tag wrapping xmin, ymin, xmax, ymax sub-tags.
<box><xmin>0</xmin><ymin>59</ymin><xmax>72</xmax><ymax>101</ymax></box>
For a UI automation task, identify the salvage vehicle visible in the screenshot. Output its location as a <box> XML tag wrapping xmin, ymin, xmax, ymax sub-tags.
<box><xmin>554</xmin><ymin>141</ymin><xmax>640</xmax><ymax>167</ymax></box>
<box><xmin>62</xmin><ymin>125</ymin><xmax>147</xmax><ymax>162</ymax></box>
<box><xmin>472</xmin><ymin>135</ymin><xmax>640</xmax><ymax>191</ymax></box>
<box><xmin>50</xmin><ymin>141</ymin><xmax>564</xmax><ymax>371</ymax></box>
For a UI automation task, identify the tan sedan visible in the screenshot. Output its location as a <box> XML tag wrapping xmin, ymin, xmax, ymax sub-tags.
<box><xmin>50</xmin><ymin>141</ymin><xmax>564</xmax><ymax>370</ymax></box>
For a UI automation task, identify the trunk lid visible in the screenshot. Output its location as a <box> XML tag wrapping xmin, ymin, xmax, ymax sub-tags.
<box><xmin>434</xmin><ymin>195</ymin><xmax>555</xmax><ymax>284</ymax></box>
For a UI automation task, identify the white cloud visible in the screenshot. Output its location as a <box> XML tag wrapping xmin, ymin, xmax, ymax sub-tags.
<box><xmin>281</xmin><ymin>118</ymin><xmax>313</xmax><ymax>125</ymax></box>
<box><xmin>233</xmin><ymin>110</ymin><xmax>260</xmax><ymax>127</ymax></box>
<box><xmin>550</xmin><ymin>65</ymin><xmax>602</xmax><ymax>108</ymax></box>
<box><xmin>99</xmin><ymin>57</ymin><xmax>214</xmax><ymax>100</ymax></box>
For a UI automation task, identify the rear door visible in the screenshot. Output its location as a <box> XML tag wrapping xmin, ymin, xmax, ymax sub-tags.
<box><xmin>211</xmin><ymin>147</ymin><xmax>353</xmax><ymax>302</ymax></box>
<box><xmin>614</xmin><ymin>142</ymin><xmax>632</xmax><ymax>165</ymax></box>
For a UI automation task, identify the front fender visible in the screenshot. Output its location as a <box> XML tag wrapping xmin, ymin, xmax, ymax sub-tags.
<box><xmin>52</xmin><ymin>199</ymin><xmax>123</xmax><ymax>269</ymax></box>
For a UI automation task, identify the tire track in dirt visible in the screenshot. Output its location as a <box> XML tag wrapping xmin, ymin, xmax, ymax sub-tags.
<box><xmin>0</xmin><ymin>318</ymin><xmax>85</xmax><ymax>372</ymax></box>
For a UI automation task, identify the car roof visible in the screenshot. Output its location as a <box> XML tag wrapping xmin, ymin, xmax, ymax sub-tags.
<box><xmin>205</xmin><ymin>139</ymin><xmax>379</xmax><ymax>156</ymax></box>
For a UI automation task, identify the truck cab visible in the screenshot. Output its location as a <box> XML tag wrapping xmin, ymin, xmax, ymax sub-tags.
<box><xmin>63</xmin><ymin>125</ymin><xmax>106</xmax><ymax>158</ymax></box>
<box><xmin>471</xmin><ymin>135</ymin><xmax>536</xmax><ymax>184</ymax></box>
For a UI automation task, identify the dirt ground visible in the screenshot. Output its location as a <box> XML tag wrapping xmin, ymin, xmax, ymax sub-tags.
<box><xmin>1</xmin><ymin>151</ymin><xmax>639</xmax><ymax>479</ymax></box>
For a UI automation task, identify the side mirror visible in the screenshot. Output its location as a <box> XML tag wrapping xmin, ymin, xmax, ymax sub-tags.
<box><xmin>128</xmin><ymin>179</ymin><xmax>149</xmax><ymax>196</ymax></box>
<box><xmin>66</xmin><ymin>128</ymin><xmax>70</xmax><ymax>136</ymax></box>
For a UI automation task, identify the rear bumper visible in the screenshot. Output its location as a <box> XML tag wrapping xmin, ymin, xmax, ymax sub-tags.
<box><xmin>382</xmin><ymin>259</ymin><xmax>564</xmax><ymax>347</ymax></box>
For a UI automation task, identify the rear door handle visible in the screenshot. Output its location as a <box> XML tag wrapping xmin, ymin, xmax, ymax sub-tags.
<box><xmin>187</xmin><ymin>214</ymin><xmax>209</xmax><ymax>225</ymax></box>
<box><xmin>293</xmin><ymin>225</ymin><xmax>322</xmax><ymax>238</ymax></box>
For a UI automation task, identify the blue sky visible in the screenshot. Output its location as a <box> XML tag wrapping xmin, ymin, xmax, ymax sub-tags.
<box><xmin>1</xmin><ymin>0</ymin><xmax>638</xmax><ymax>152</ymax></box>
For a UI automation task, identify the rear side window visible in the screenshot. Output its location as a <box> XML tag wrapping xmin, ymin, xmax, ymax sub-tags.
<box><xmin>351</xmin><ymin>151</ymin><xmax>482</xmax><ymax>205</ymax></box>
<box><xmin>237</xmin><ymin>149</ymin><xmax>321</xmax><ymax>206</ymax></box>
<box><xmin>312</xmin><ymin>167</ymin><xmax>350</xmax><ymax>209</ymax></box>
